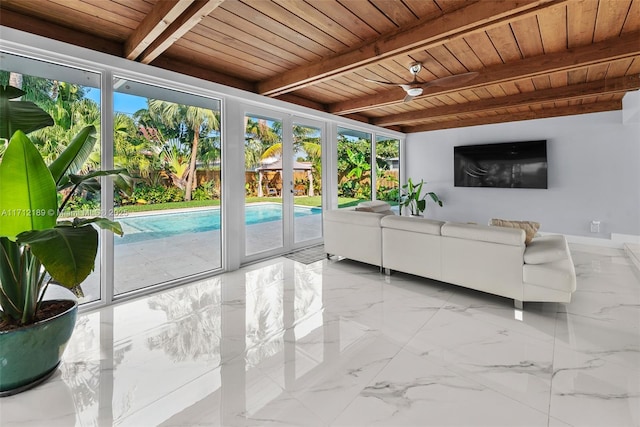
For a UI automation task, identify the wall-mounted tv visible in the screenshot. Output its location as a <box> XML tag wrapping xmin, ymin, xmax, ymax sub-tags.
<box><xmin>454</xmin><ymin>140</ymin><xmax>548</xmax><ymax>189</ymax></box>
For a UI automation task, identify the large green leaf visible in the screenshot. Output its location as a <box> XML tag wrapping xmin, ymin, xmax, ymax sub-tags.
<box><xmin>427</xmin><ymin>192</ymin><xmax>443</xmax><ymax>207</ymax></box>
<box><xmin>69</xmin><ymin>168</ymin><xmax>128</xmax><ymax>184</ymax></box>
<box><xmin>0</xmin><ymin>130</ymin><xmax>57</xmax><ymax>239</ymax></box>
<box><xmin>58</xmin><ymin>217</ymin><xmax>124</xmax><ymax>236</ymax></box>
<box><xmin>0</xmin><ymin>86</ymin><xmax>54</xmax><ymax>140</ymax></box>
<box><xmin>113</xmin><ymin>172</ymin><xmax>135</xmax><ymax>196</ymax></box>
<box><xmin>17</xmin><ymin>225</ymin><xmax>98</xmax><ymax>288</ymax></box>
<box><xmin>48</xmin><ymin>125</ymin><xmax>97</xmax><ymax>186</ymax></box>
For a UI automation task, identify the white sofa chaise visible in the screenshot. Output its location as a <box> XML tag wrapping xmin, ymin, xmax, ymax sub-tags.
<box><xmin>324</xmin><ymin>207</ymin><xmax>576</xmax><ymax>308</ymax></box>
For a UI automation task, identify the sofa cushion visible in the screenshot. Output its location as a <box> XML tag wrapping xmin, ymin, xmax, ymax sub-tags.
<box><xmin>490</xmin><ymin>218</ymin><xmax>540</xmax><ymax>245</ymax></box>
<box><xmin>524</xmin><ymin>235</ymin><xmax>569</xmax><ymax>264</ymax></box>
<box><xmin>381</xmin><ymin>215</ymin><xmax>444</xmax><ymax>235</ymax></box>
<box><xmin>355</xmin><ymin>200</ymin><xmax>392</xmax><ymax>213</ymax></box>
<box><xmin>442</xmin><ymin>222</ymin><xmax>525</xmax><ymax>246</ymax></box>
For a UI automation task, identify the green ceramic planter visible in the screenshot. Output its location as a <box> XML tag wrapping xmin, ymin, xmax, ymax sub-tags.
<box><xmin>0</xmin><ymin>300</ymin><xmax>77</xmax><ymax>396</ymax></box>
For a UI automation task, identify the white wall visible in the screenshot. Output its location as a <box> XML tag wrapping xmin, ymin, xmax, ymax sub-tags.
<box><xmin>405</xmin><ymin>110</ymin><xmax>640</xmax><ymax>242</ymax></box>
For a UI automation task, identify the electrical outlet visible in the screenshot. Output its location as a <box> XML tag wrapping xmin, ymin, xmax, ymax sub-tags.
<box><xmin>590</xmin><ymin>220</ymin><xmax>600</xmax><ymax>233</ymax></box>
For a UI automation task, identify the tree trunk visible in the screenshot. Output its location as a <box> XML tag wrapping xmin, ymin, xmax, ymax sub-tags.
<box><xmin>184</xmin><ymin>133</ymin><xmax>199</xmax><ymax>201</ymax></box>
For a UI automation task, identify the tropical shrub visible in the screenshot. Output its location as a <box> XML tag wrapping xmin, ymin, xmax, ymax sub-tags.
<box><xmin>129</xmin><ymin>185</ymin><xmax>184</xmax><ymax>204</ymax></box>
<box><xmin>62</xmin><ymin>195</ymin><xmax>100</xmax><ymax>213</ymax></box>
<box><xmin>191</xmin><ymin>186</ymin><xmax>211</xmax><ymax>201</ymax></box>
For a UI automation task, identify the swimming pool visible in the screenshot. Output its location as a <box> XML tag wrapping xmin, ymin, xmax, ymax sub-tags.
<box><xmin>117</xmin><ymin>203</ymin><xmax>321</xmax><ymax>244</ymax></box>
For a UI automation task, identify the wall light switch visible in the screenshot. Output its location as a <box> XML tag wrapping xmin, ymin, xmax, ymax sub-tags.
<box><xmin>590</xmin><ymin>220</ymin><xmax>601</xmax><ymax>233</ymax></box>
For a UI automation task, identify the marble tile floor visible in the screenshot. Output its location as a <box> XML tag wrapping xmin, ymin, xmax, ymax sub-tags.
<box><xmin>1</xmin><ymin>244</ymin><xmax>638</xmax><ymax>426</ymax></box>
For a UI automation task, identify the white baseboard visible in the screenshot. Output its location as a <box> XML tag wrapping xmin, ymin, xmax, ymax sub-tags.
<box><xmin>537</xmin><ymin>232</ymin><xmax>640</xmax><ymax>249</ymax></box>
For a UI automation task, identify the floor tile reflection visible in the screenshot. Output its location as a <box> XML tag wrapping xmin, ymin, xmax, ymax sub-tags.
<box><xmin>0</xmin><ymin>244</ymin><xmax>638</xmax><ymax>426</ymax></box>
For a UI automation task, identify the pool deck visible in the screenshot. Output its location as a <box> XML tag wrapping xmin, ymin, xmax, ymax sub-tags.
<box><xmin>80</xmin><ymin>206</ymin><xmax>322</xmax><ymax>301</ymax></box>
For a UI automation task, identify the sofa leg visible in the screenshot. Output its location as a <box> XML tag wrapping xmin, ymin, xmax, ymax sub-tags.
<box><xmin>514</xmin><ymin>300</ymin><xmax>523</xmax><ymax>310</ymax></box>
<box><xmin>384</xmin><ymin>268</ymin><xmax>392</xmax><ymax>276</ymax></box>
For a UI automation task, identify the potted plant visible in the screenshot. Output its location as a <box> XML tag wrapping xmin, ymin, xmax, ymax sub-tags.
<box><xmin>0</xmin><ymin>85</ymin><xmax>126</xmax><ymax>396</ymax></box>
<box><xmin>400</xmin><ymin>177</ymin><xmax>443</xmax><ymax>217</ymax></box>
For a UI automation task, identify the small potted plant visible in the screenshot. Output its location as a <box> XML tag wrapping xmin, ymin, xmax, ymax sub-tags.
<box><xmin>0</xmin><ymin>85</ymin><xmax>127</xmax><ymax>396</ymax></box>
<box><xmin>400</xmin><ymin>177</ymin><xmax>443</xmax><ymax>217</ymax></box>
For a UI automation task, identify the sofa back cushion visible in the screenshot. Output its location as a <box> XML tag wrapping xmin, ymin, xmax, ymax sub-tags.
<box><xmin>381</xmin><ymin>215</ymin><xmax>444</xmax><ymax>235</ymax></box>
<box><xmin>441</xmin><ymin>222</ymin><xmax>525</xmax><ymax>246</ymax></box>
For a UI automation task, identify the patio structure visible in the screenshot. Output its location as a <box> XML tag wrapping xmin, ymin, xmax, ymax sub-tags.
<box><xmin>256</xmin><ymin>159</ymin><xmax>314</xmax><ymax>197</ymax></box>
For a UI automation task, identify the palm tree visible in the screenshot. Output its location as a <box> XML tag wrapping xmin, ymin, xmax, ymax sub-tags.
<box><xmin>148</xmin><ymin>100</ymin><xmax>219</xmax><ymax>201</ymax></box>
<box><xmin>245</xmin><ymin>117</ymin><xmax>281</xmax><ymax>170</ymax></box>
<box><xmin>114</xmin><ymin>113</ymin><xmax>163</xmax><ymax>185</ymax></box>
<box><xmin>29</xmin><ymin>82</ymin><xmax>101</xmax><ymax>169</ymax></box>
<box><xmin>260</xmin><ymin>124</ymin><xmax>320</xmax><ymax>160</ymax></box>
<box><xmin>161</xmin><ymin>144</ymin><xmax>191</xmax><ymax>190</ymax></box>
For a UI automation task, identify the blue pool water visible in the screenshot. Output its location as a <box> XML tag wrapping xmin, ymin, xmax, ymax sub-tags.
<box><xmin>117</xmin><ymin>204</ymin><xmax>321</xmax><ymax>244</ymax></box>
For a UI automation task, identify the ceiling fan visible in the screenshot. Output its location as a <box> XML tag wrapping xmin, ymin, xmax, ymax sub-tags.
<box><xmin>365</xmin><ymin>62</ymin><xmax>479</xmax><ymax>102</ymax></box>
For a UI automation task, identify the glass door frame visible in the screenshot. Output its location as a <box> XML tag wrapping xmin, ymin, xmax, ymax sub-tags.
<box><xmin>290</xmin><ymin>116</ymin><xmax>325</xmax><ymax>251</ymax></box>
<box><xmin>241</xmin><ymin>108</ymin><xmax>325</xmax><ymax>265</ymax></box>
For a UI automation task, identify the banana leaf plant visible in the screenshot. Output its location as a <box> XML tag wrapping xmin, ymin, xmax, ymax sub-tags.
<box><xmin>0</xmin><ymin>85</ymin><xmax>128</xmax><ymax>326</ymax></box>
<box><xmin>400</xmin><ymin>177</ymin><xmax>443</xmax><ymax>216</ymax></box>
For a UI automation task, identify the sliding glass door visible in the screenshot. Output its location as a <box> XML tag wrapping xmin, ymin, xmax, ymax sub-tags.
<box><xmin>292</xmin><ymin>119</ymin><xmax>322</xmax><ymax>245</ymax></box>
<box><xmin>244</xmin><ymin>113</ymin><xmax>323</xmax><ymax>260</ymax></box>
<box><xmin>244</xmin><ymin>113</ymin><xmax>284</xmax><ymax>256</ymax></box>
<box><xmin>112</xmin><ymin>79</ymin><xmax>222</xmax><ymax>296</ymax></box>
<box><xmin>1</xmin><ymin>53</ymin><xmax>103</xmax><ymax>303</ymax></box>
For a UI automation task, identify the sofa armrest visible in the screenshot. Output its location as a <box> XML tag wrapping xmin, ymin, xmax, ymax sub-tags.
<box><xmin>523</xmin><ymin>235</ymin><xmax>576</xmax><ymax>295</ymax></box>
<box><xmin>323</xmin><ymin>209</ymin><xmax>388</xmax><ymax>267</ymax></box>
<box><xmin>354</xmin><ymin>200</ymin><xmax>392</xmax><ymax>213</ymax></box>
<box><xmin>524</xmin><ymin>235</ymin><xmax>570</xmax><ymax>264</ymax></box>
<box><xmin>323</xmin><ymin>208</ymin><xmax>391</xmax><ymax>227</ymax></box>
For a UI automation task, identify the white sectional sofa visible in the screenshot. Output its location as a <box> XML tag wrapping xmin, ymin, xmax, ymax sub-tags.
<box><xmin>323</xmin><ymin>209</ymin><xmax>387</xmax><ymax>268</ymax></box>
<box><xmin>324</xmin><ymin>208</ymin><xmax>576</xmax><ymax>308</ymax></box>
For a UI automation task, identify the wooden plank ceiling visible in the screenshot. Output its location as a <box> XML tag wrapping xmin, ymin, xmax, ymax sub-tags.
<box><xmin>1</xmin><ymin>0</ymin><xmax>639</xmax><ymax>133</ymax></box>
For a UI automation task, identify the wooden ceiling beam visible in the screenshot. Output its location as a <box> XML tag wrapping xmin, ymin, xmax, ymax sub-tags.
<box><xmin>0</xmin><ymin>8</ymin><xmax>123</xmax><ymax>57</ymax></box>
<box><xmin>138</xmin><ymin>0</ymin><xmax>224</xmax><ymax>64</ymax></box>
<box><xmin>257</xmin><ymin>0</ymin><xmax>568</xmax><ymax>97</ymax></box>
<box><xmin>275</xmin><ymin>94</ymin><xmax>327</xmax><ymax>111</ymax></box>
<box><xmin>331</xmin><ymin>31</ymin><xmax>640</xmax><ymax>115</ymax></box>
<box><xmin>374</xmin><ymin>74</ymin><xmax>640</xmax><ymax>126</ymax></box>
<box><xmin>125</xmin><ymin>0</ymin><xmax>194</xmax><ymax>61</ymax></box>
<box><xmin>150</xmin><ymin>55</ymin><xmax>255</xmax><ymax>92</ymax></box>
<box><xmin>401</xmin><ymin>100</ymin><xmax>622</xmax><ymax>133</ymax></box>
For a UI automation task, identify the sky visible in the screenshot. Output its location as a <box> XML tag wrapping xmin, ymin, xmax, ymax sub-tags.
<box><xmin>85</xmin><ymin>88</ymin><xmax>148</xmax><ymax>115</ymax></box>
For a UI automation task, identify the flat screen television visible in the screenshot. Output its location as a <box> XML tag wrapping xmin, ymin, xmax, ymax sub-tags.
<box><xmin>454</xmin><ymin>140</ymin><xmax>547</xmax><ymax>189</ymax></box>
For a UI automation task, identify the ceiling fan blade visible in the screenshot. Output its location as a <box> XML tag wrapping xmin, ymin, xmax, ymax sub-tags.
<box><xmin>418</xmin><ymin>71</ymin><xmax>479</xmax><ymax>89</ymax></box>
<box><xmin>364</xmin><ymin>78</ymin><xmax>406</xmax><ymax>87</ymax></box>
<box><xmin>403</xmin><ymin>93</ymin><xmax>416</xmax><ymax>103</ymax></box>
